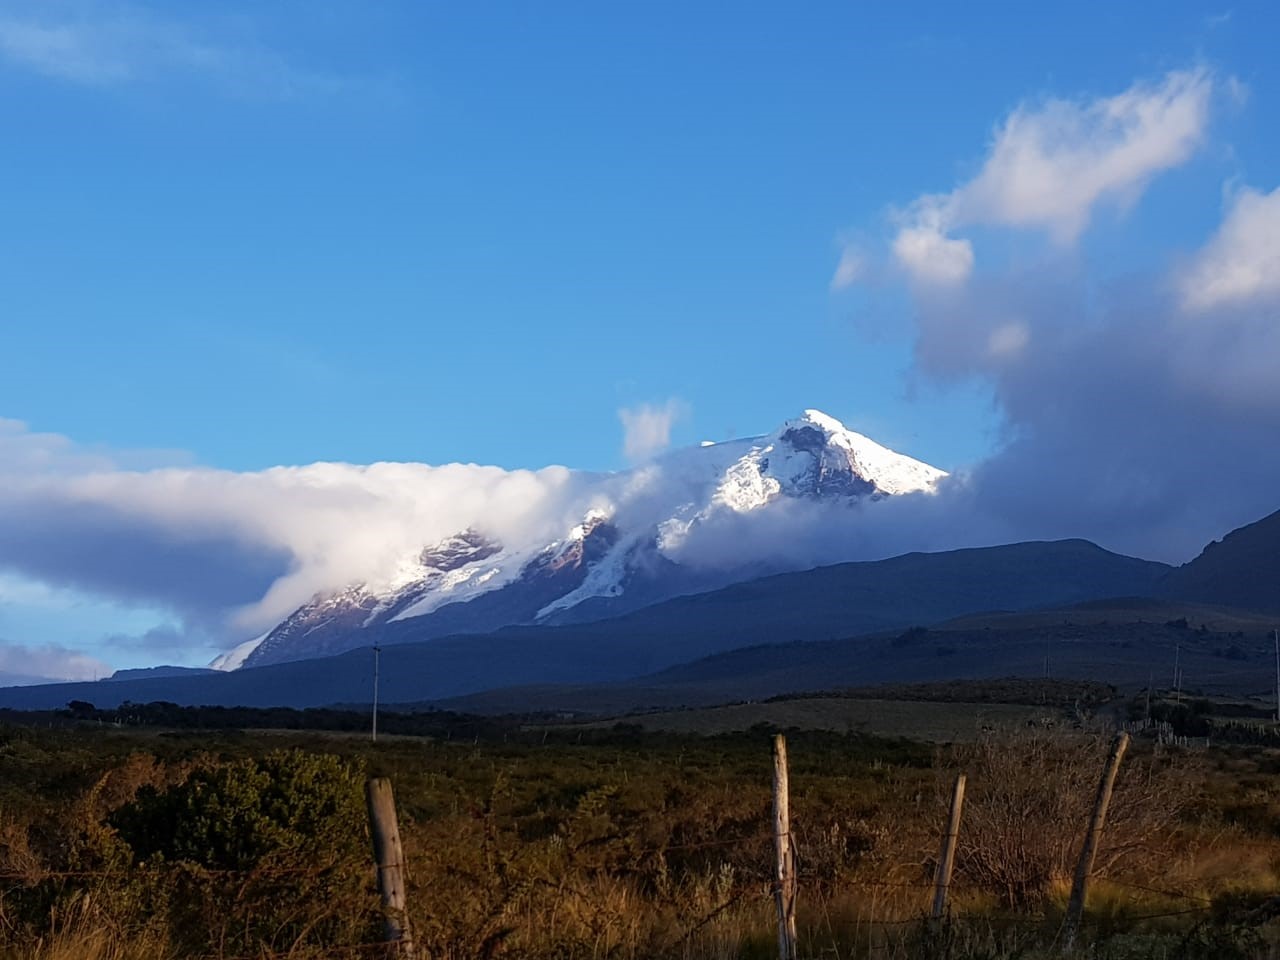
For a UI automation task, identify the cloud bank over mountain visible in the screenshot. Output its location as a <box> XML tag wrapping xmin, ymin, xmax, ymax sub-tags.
<box><xmin>0</xmin><ymin>419</ymin><xmax>600</xmax><ymax>638</ymax></box>
<box><xmin>0</xmin><ymin>411</ymin><xmax>950</xmax><ymax>655</ymax></box>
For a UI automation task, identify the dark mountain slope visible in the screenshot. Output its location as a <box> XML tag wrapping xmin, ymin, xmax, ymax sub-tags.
<box><xmin>0</xmin><ymin>538</ymin><xmax>1171</xmax><ymax>711</ymax></box>
<box><xmin>384</xmin><ymin>538</ymin><xmax>1169</xmax><ymax>656</ymax></box>
<box><xmin>434</xmin><ymin>598</ymin><xmax>1279</xmax><ymax>716</ymax></box>
<box><xmin>1160</xmin><ymin>509</ymin><xmax>1280</xmax><ymax>614</ymax></box>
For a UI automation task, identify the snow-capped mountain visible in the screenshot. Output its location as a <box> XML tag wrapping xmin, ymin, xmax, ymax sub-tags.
<box><xmin>230</xmin><ymin>410</ymin><xmax>946</xmax><ymax>669</ymax></box>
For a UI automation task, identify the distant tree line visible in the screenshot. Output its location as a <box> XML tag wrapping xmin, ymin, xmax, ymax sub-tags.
<box><xmin>51</xmin><ymin>699</ymin><xmax>513</xmax><ymax>740</ymax></box>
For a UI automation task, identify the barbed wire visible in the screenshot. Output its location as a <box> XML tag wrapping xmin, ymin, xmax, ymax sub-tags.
<box><xmin>0</xmin><ymin>863</ymin><xmax>1232</xmax><ymax>960</ymax></box>
<box><xmin>0</xmin><ymin>862</ymin><xmax>1217</xmax><ymax>901</ymax></box>
<box><xmin>178</xmin><ymin>898</ymin><xmax>1228</xmax><ymax>960</ymax></box>
<box><xmin>661</xmin><ymin>883</ymin><xmax>764</xmax><ymax>951</ymax></box>
<box><xmin>0</xmin><ymin>863</ymin><xmax>350</xmax><ymax>881</ymax></box>
<box><xmin>1122</xmin><ymin>904</ymin><xmax>1215</xmax><ymax>922</ymax></box>
<box><xmin>1103</xmin><ymin>876</ymin><xmax>1214</xmax><ymax>904</ymax></box>
<box><xmin>639</xmin><ymin>830</ymin><xmax>776</xmax><ymax>853</ymax></box>
<box><xmin>203</xmin><ymin>942</ymin><xmax>402</xmax><ymax>960</ymax></box>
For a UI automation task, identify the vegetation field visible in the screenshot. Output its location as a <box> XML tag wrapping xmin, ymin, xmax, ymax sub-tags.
<box><xmin>2</xmin><ymin>692</ymin><xmax>1280</xmax><ymax>959</ymax></box>
<box><xmin>581</xmin><ymin>696</ymin><xmax>1059</xmax><ymax>741</ymax></box>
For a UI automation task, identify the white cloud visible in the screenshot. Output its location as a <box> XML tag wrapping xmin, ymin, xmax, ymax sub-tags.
<box><xmin>954</xmin><ymin>68</ymin><xmax>1213</xmax><ymax>242</ymax></box>
<box><xmin>1225</xmin><ymin>74</ymin><xmax>1249</xmax><ymax>108</ymax></box>
<box><xmin>889</xmin><ymin>68</ymin><xmax>1214</xmax><ymax>283</ymax></box>
<box><xmin>0</xmin><ymin>423</ymin><xmax>595</xmax><ymax>636</ymax></box>
<box><xmin>860</xmin><ymin>67</ymin><xmax>1280</xmax><ymax>563</ymax></box>
<box><xmin>891</xmin><ymin>201</ymin><xmax>975</xmax><ymax>285</ymax></box>
<box><xmin>986</xmin><ymin>322</ymin><xmax>1030</xmax><ymax>360</ymax></box>
<box><xmin>0</xmin><ymin>17</ymin><xmax>128</xmax><ymax>82</ymax></box>
<box><xmin>0</xmin><ymin>642</ymin><xmax>111</xmax><ymax>684</ymax></box>
<box><xmin>0</xmin><ymin>417</ymin><xmax>187</xmax><ymax>473</ymax></box>
<box><xmin>1180</xmin><ymin>185</ymin><xmax>1280</xmax><ymax>311</ymax></box>
<box><xmin>618</xmin><ymin>400</ymin><xmax>687</xmax><ymax>462</ymax></box>
<box><xmin>830</xmin><ymin>245</ymin><xmax>866</xmax><ymax>290</ymax></box>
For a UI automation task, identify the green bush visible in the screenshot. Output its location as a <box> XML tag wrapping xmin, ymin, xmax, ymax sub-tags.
<box><xmin>108</xmin><ymin>749</ymin><xmax>377</xmax><ymax>953</ymax></box>
<box><xmin>112</xmin><ymin>748</ymin><xmax>365</xmax><ymax>870</ymax></box>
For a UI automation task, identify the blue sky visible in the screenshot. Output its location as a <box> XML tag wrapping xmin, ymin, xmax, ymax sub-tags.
<box><xmin>4</xmin><ymin>1</ymin><xmax>1271</xmax><ymax>471</ymax></box>
<box><xmin>1</xmin><ymin>2</ymin><xmax>1279</xmax><ymax>677</ymax></box>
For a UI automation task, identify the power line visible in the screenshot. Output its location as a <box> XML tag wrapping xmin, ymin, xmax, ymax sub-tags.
<box><xmin>371</xmin><ymin>644</ymin><xmax>382</xmax><ymax>743</ymax></box>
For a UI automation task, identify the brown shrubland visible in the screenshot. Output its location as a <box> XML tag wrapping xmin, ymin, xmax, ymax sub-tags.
<box><xmin>1</xmin><ymin>717</ymin><xmax>1278</xmax><ymax>959</ymax></box>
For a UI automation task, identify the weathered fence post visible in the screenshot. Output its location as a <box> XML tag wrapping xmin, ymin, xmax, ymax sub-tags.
<box><xmin>366</xmin><ymin>777</ymin><xmax>416</xmax><ymax>958</ymax></box>
<box><xmin>772</xmin><ymin>734</ymin><xmax>798</xmax><ymax>960</ymax></box>
<box><xmin>931</xmin><ymin>773</ymin><xmax>966</xmax><ymax>919</ymax></box>
<box><xmin>1063</xmin><ymin>732</ymin><xmax>1130</xmax><ymax>950</ymax></box>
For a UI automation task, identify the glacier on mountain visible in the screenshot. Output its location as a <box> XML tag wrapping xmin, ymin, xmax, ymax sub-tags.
<box><xmin>220</xmin><ymin>410</ymin><xmax>946</xmax><ymax>669</ymax></box>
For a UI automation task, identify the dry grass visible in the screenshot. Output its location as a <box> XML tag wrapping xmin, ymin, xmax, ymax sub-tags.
<box><xmin>0</xmin><ymin>895</ymin><xmax>171</xmax><ymax>960</ymax></box>
<box><xmin>4</xmin><ymin>723</ymin><xmax>1280</xmax><ymax>959</ymax></box>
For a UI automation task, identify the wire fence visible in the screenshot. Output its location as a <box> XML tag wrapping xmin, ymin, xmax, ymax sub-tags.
<box><xmin>3</xmin><ymin>731</ymin><xmax>1267</xmax><ymax>959</ymax></box>
<box><xmin>0</xmin><ymin>849</ymin><xmax>1231</xmax><ymax>932</ymax></box>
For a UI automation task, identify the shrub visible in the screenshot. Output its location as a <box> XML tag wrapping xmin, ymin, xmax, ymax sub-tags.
<box><xmin>948</xmin><ymin>732</ymin><xmax>1198</xmax><ymax>908</ymax></box>
<box><xmin>109</xmin><ymin>749</ymin><xmax>377</xmax><ymax>953</ymax></box>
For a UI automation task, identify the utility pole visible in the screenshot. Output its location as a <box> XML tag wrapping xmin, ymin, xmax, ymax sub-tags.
<box><xmin>1173</xmin><ymin>643</ymin><xmax>1181</xmax><ymax>705</ymax></box>
<box><xmin>1273</xmin><ymin>629</ymin><xmax>1279</xmax><ymax>724</ymax></box>
<box><xmin>372</xmin><ymin>645</ymin><xmax>382</xmax><ymax>743</ymax></box>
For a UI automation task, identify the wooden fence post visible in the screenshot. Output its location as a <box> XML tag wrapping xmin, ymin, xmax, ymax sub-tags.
<box><xmin>366</xmin><ymin>777</ymin><xmax>416</xmax><ymax>958</ymax></box>
<box><xmin>772</xmin><ymin>734</ymin><xmax>798</xmax><ymax>960</ymax></box>
<box><xmin>931</xmin><ymin>773</ymin><xmax>966</xmax><ymax>919</ymax></box>
<box><xmin>1063</xmin><ymin>732</ymin><xmax>1130</xmax><ymax>951</ymax></box>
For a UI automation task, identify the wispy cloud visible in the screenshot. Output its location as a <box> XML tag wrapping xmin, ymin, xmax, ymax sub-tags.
<box><xmin>618</xmin><ymin>399</ymin><xmax>687</xmax><ymax>462</ymax></box>
<box><xmin>963</xmin><ymin>68</ymin><xmax>1212</xmax><ymax>239</ymax></box>
<box><xmin>1180</xmin><ymin>185</ymin><xmax>1280</xmax><ymax>311</ymax></box>
<box><xmin>102</xmin><ymin>623</ymin><xmax>201</xmax><ymax>657</ymax></box>
<box><xmin>887</xmin><ymin>68</ymin><xmax>1214</xmax><ymax>286</ymax></box>
<box><xmin>829</xmin><ymin>245</ymin><xmax>866</xmax><ymax>290</ymax></box>
<box><xmin>0</xmin><ymin>17</ymin><xmax>127</xmax><ymax>83</ymax></box>
<box><xmin>0</xmin><ymin>2</ymin><xmax>354</xmax><ymax>100</ymax></box>
<box><xmin>840</xmin><ymin>66</ymin><xmax>1280</xmax><ymax>561</ymax></box>
<box><xmin>0</xmin><ymin>641</ymin><xmax>111</xmax><ymax>683</ymax></box>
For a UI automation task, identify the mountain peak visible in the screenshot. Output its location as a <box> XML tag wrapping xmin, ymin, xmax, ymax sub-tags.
<box><xmin>774</xmin><ymin>410</ymin><xmax>901</xmax><ymax>458</ymax></box>
<box><xmin>762</xmin><ymin>409</ymin><xmax>947</xmax><ymax>498</ymax></box>
<box><xmin>798</xmin><ymin>408</ymin><xmax>848</xmax><ymax>433</ymax></box>
<box><xmin>231</xmin><ymin>408</ymin><xmax>950</xmax><ymax>670</ymax></box>
<box><xmin>782</xmin><ymin>409</ymin><xmax>897</xmax><ymax>456</ymax></box>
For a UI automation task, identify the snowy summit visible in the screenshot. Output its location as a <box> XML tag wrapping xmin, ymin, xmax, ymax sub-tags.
<box><xmin>223</xmin><ymin>410</ymin><xmax>946</xmax><ymax>669</ymax></box>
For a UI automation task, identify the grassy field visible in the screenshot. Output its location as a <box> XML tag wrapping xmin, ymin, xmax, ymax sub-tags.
<box><xmin>2</xmin><ymin>694</ymin><xmax>1280</xmax><ymax>959</ymax></box>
